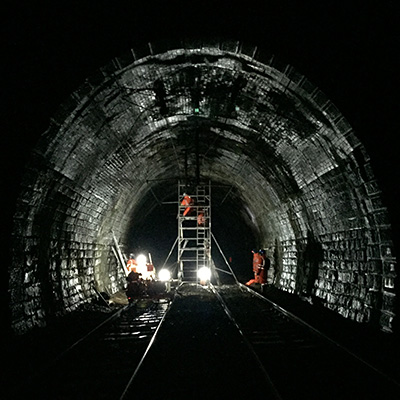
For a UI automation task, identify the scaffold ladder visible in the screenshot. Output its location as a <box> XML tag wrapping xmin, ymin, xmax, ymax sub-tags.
<box><xmin>177</xmin><ymin>181</ymin><xmax>212</xmax><ymax>282</ymax></box>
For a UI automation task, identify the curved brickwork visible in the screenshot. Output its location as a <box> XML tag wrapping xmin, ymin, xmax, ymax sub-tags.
<box><xmin>10</xmin><ymin>41</ymin><xmax>396</xmax><ymax>333</ymax></box>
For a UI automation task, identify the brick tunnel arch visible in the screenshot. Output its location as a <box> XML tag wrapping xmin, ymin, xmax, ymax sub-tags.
<box><xmin>10</xmin><ymin>41</ymin><xmax>397</xmax><ymax>334</ymax></box>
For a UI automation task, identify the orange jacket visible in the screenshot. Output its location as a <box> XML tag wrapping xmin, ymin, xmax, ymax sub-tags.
<box><xmin>197</xmin><ymin>212</ymin><xmax>205</xmax><ymax>225</ymax></box>
<box><xmin>127</xmin><ymin>258</ymin><xmax>137</xmax><ymax>272</ymax></box>
<box><xmin>181</xmin><ymin>195</ymin><xmax>194</xmax><ymax>216</ymax></box>
<box><xmin>252</xmin><ymin>253</ymin><xmax>263</xmax><ymax>273</ymax></box>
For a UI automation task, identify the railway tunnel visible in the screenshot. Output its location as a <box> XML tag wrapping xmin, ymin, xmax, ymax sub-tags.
<box><xmin>9</xmin><ymin>41</ymin><xmax>398</xmax><ymax>336</ymax></box>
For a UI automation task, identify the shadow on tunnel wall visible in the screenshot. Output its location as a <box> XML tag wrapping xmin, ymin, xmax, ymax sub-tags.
<box><xmin>295</xmin><ymin>230</ymin><xmax>323</xmax><ymax>300</ymax></box>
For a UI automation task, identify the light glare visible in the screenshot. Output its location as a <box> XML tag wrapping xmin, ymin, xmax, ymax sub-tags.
<box><xmin>197</xmin><ymin>266</ymin><xmax>211</xmax><ymax>282</ymax></box>
<box><xmin>158</xmin><ymin>269</ymin><xmax>171</xmax><ymax>282</ymax></box>
<box><xmin>137</xmin><ymin>254</ymin><xmax>146</xmax><ymax>265</ymax></box>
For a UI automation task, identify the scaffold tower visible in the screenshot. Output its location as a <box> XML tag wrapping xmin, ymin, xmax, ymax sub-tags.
<box><xmin>177</xmin><ymin>181</ymin><xmax>211</xmax><ymax>282</ymax></box>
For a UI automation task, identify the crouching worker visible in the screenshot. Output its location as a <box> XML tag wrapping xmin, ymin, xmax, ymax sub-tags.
<box><xmin>126</xmin><ymin>271</ymin><xmax>144</xmax><ymax>303</ymax></box>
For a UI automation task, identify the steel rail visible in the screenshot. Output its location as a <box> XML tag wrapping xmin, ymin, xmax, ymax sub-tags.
<box><xmin>22</xmin><ymin>300</ymin><xmax>142</xmax><ymax>397</ymax></box>
<box><xmin>45</xmin><ymin>303</ymin><xmax>131</xmax><ymax>367</ymax></box>
<box><xmin>210</xmin><ymin>284</ymin><xmax>283</xmax><ymax>400</ymax></box>
<box><xmin>238</xmin><ymin>282</ymin><xmax>400</xmax><ymax>389</ymax></box>
<box><xmin>119</xmin><ymin>287</ymin><xmax>178</xmax><ymax>399</ymax></box>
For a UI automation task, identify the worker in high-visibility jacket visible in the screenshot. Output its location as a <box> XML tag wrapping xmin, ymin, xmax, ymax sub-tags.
<box><xmin>246</xmin><ymin>249</ymin><xmax>264</xmax><ymax>286</ymax></box>
<box><xmin>126</xmin><ymin>254</ymin><xmax>138</xmax><ymax>273</ymax></box>
<box><xmin>253</xmin><ymin>249</ymin><xmax>262</xmax><ymax>274</ymax></box>
<box><xmin>181</xmin><ymin>193</ymin><xmax>194</xmax><ymax>216</ymax></box>
<box><xmin>197</xmin><ymin>210</ymin><xmax>206</xmax><ymax>226</ymax></box>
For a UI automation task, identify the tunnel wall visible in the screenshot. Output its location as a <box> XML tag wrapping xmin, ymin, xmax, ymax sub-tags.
<box><xmin>10</xmin><ymin>153</ymin><xmax>126</xmax><ymax>333</ymax></box>
<box><xmin>262</xmin><ymin>151</ymin><xmax>396</xmax><ymax>332</ymax></box>
<box><xmin>9</xmin><ymin>41</ymin><xmax>397</xmax><ymax>334</ymax></box>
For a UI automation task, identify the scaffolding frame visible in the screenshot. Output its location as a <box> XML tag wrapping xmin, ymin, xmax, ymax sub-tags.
<box><xmin>177</xmin><ymin>181</ymin><xmax>212</xmax><ymax>282</ymax></box>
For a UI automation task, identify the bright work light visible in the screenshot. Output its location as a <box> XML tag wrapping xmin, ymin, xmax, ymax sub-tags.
<box><xmin>158</xmin><ymin>269</ymin><xmax>171</xmax><ymax>282</ymax></box>
<box><xmin>197</xmin><ymin>266</ymin><xmax>211</xmax><ymax>282</ymax></box>
<box><xmin>137</xmin><ymin>254</ymin><xmax>146</xmax><ymax>265</ymax></box>
<box><xmin>136</xmin><ymin>254</ymin><xmax>148</xmax><ymax>278</ymax></box>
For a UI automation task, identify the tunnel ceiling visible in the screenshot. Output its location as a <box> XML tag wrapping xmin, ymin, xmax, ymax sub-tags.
<box><xmin>28</xmin><ymin>41</ymin><xmax>364</xmax><ymax>246</ymax></box>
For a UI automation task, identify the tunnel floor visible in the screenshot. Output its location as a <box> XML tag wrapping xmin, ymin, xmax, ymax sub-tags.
<box><xmin>262</xmin><ymin>285</ymin><xmax>400</xmax><ymax>381</ymax></box>
<box><xmin>3</xmin><ymin>285</ymin><xmax>400</xmax><ymax>399</ymax></box>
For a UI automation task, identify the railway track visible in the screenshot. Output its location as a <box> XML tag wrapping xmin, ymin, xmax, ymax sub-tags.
<box><xmin>214</xmin><ymin>284</ymin><xmax>400</xmax><ymax>400</ymax></box>
<box><xmin>13</xmin><ymin>283</ymin><xmax>400</xmax><ymax>399</ymax></box>
<box><xmin>17</xmin><ymin>297</ymin><xmax>172</xmax><ymax>399</ymax></box>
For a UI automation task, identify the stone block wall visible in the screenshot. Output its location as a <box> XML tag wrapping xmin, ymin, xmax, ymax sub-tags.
<box><xmin>279</xmin><ymin>239</ymin><xmax>298</xmax><ymax>292</ymax></box>
<box><xmin>316</xmin><ymin>229</ymin><xmax>373</xmax><ymax>322</ymax></box>
<box><xmin>10</xmin><ymin>160</ymin><xmax>126</xmax><ymax>334</ymax></box>
<box><xmin>11</xmin><ymin>233</ymin><xmax>125</xmax><ymax>334</ymax></box>
<box><xmin>274</xmin><ymin>226</ymin><xmax>396</xmax><ymax>332</ymax></box>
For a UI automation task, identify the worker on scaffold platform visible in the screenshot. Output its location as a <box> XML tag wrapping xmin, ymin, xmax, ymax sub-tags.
<box><xmin>197</xmin><ymin>209</ymin><xmax>207</xmax><ymax>226</ymax></box>
<box><xmin>181</xmin><ymin>193</ymin><xmax>194</xmax><ymax>216</ymax></box>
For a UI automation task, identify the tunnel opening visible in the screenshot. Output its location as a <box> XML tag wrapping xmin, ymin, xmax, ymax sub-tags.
<box><xmin>9</xmin><ymin>41</ymin><xmax>398</xmax><ymax>335</ymax></box>
<box><xmin>124</xmin><ymin>181</ymin><xmax>261</xmax><ymax>284</ymax></box>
